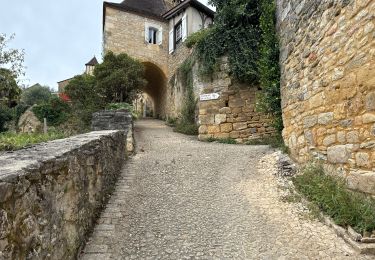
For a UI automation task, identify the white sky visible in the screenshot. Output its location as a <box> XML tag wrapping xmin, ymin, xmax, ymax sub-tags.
<box><xmin>0</xmin><ymin>0</ymin><xmax>214</xmax><ymax>90</ymax></box>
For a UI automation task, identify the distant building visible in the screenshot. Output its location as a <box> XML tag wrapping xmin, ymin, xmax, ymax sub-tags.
<box><xmin>57</xmin><ymin>56</ymin><xmax>98</xmax><ymax>101</ymax></box>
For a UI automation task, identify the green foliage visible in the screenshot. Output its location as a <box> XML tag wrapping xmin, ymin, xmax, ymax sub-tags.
<box><xmin>0</xmin><ymin>104</ymin><xmax>12</xmax><ymax>132</ymax></box>
<box><xmin>204</xmin><ymin>137</ymin><xmax>237</xmax><ymax>144</ymax></box>
<box><xmin>166</xmin><ymin>117</ymin><xmax>178</xmax><ymax>127</ymax></box>
<box><xmin>21</xmin><ymin>84</ymin><xmax>52</xmax><ymax>106</ymax></box>
<box><xmin>256</xmin><ymin>0</ymin><xmax>283</xmax><ymax>132</ymax></box>
<box><xmin>12</xmin><ymin>103</ymin><xmax>29</xmax><ymax>124</ymax></box>
<box><xmin>191</xmin><ymin>0</ymin><xmax>261</xmax><ymax>83</ymax></box>
<box><xmin>0</xmin><ymin>130</ymin><xmax>67</xmax><ymax>151</ymax></box>
<box><xmin>32</xmin><ymin>96</ymin><xmax>70</xmax><ymax>126</ymax></box>
<box><xmin>185</xmin><ymin>29</ymin><xmax>211</xmax><ymax>48</ymax></box>
<box><xmin>0</xmin><ymin>34</ymin><xmax>25</xmax><ymax>79</ymax></box>
<box><xmin>245</xmin><ymin>134</ymin><xmax>288</xmax><ymax>153</ymax></box>
<box><xmin>65</xmin><ymin>74</ymin><xmax>102</xmax><ymax>126</ymax></box>
<box><xmin>294</xmin><ymin>164</ymin><xmax>375</xmax><ymax>233</ymax></box>
<box><xmin>174</xmin><ymin>57</ymin><xmax>198</xmax><ymax>136</ymax></box>
<box><xmin>106</xmin><ymin>102</ymin><xmax>138</xmax><ymax>119</ymax></box>
<box><xmin>94</xmin><ymin>51</ymin><xmax>146</xmax><ymax>104</ymax></box>
<box><xmin>174</xmin><ymin>123</ymin><xmax>198</xmax><ymax>136</ymax></box>
<box><xmin>0</xmin><ymin>68</ymin><xmax>21</xmax><ymax>107</ymax></box>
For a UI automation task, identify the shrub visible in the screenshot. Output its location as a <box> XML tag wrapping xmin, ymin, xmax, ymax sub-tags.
<box><xmin>0</xmin><ymin>104</ymin><xmax>12</xmax><ymax>132</ymax></box>
<box><xmin>294</xmin><ymin>164</ymin><xmax>375</xmax><ymax>233</ymax></box>
<box><xmin>12</xmin><ymin>103</ymin><xmax>29</xmax><ymax>124</ymax></box>
<box><xmin>32</xmin><ymin>96</ymin><xmax>70</xmax><ymax>126</ymax></box>
<box><xmin>174</xmin><ymin>123</ymin><xmax>198</xmax><ymax>136</ymax></box>
<box><xmin>106</xmin><ymin>102</ymin><xmax>138</xmax><ymax>119</ymax></box>
<box><xmin>185</xmin><ymin>29</ymin><xmax>211</xmax><ymax>48</ymax></box>
<box><xmin>21</xmin><ymin>84</ymin><xmax>52</xmax><ymax>106</ymax></box>
<box><xmin>246</xmin><ymin>134</ymin><xmax>288</xmax><ymax>153</ymax></box>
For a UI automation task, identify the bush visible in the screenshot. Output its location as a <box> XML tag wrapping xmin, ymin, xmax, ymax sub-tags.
<box><xmin>0</xmin><ymin>130</ymin><xmax>67</xmax><ymax>151</ymax></box>
<box><xmin>185</xmin><ymin>29</ymin><xmax>211</xmax><ymax>48</ymax></box>
<box><xmin>0</xmin><ymin>105</ymin><xmax>12</xmax><ymax>132</ymax></box>
<box><xmin>174</xmin><ymin>123</ymin><xmax>198</xmax><ymax>136</ymax></box>
<box><xmin>32</xmin><ymin>96</ymin><xmax>70</xmax><ymax>126</ymax></box>
<box><xmin>94</xmin><ymin>51</ymin><xmax>146</xmax><ymax>104</ymax></box>
<box><xmin>21</xmin><ymin>84</ymin><xmax>52</xmax><ymax>106</ymax></box>
<box><xmin>12</xmin><ymin>103</ymin><xmax>29</xmax><ymax>124</ymax></box>
<box><xmin>246</xmin><ymin>134</ymin><xmax>288</xmax><ymax>153</ymax></box>
<box><xmin>294</xmin><ymin>164</ymin><xmax>375</xmax><ymax>233</ymax></box>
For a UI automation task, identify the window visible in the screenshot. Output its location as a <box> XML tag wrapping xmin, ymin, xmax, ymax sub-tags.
<box><xmin>145</xmin><ymin>23</ymin><xmax>162</xmax><ymax>45</ymax></box>
<box><xmin>148</xmin><ymin>27</ymin><xmax>158</xmax><ymax>44</ymax></box>
<box><xmin>175</xmin><ymin>21</ymin><xmax>182</xmax><ymax>45</ymax></box>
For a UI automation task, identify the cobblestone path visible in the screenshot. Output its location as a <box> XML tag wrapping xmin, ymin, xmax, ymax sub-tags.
<box><xmin>81</xmin><ymin>120</ymin><xmax>369</xmax><ymax>259</ymax></box>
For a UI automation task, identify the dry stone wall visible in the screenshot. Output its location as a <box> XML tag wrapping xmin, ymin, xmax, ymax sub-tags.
<box><xmin>0</xmin><ymin>131</ymin><xmax>127</xmax><ymax>259</ymax></box>
<box><xmin>277</xmin><ymin>0</ymin><xmax>375</xmax><ymax>194</ymax></box>
<box><xmin>197</xmin><ymin>58</ymin><xmax>275</xmax><ymax>142</ymax></box>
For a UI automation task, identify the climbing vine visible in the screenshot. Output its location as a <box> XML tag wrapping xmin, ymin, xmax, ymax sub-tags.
<box><xmin>186</xmin><ymin>0</ymin><xmax>282</xmax><ymax>132</ymax></box>
<box><xmin>257</xmin><ymin>0</ymin><xmax>283</xmax><ymax>132</ymax></box>
<box><xmin>174</xmin><ymin>57</ymin><xmax>198</xmax><ymax>135</ymax></box>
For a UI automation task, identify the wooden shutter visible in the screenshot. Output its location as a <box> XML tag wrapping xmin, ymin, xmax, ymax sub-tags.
<box><xmin>182</xmin><ymin>13</ymin><xmax>187</xmax><ymax>42</ymax></box>
<box><xmin>157</xmin><ymin>27</ymin><xmax>163</xmax><ymax>45</ymax></box>
<box><xmin>169</xmin><ymin>29</ymin><xmax>174</xmax><ymax>54</ymax></box>
<box><xmin>145</xmin><ymin>24</ymin><xmax>149</xmax><ymax>43</ymax></box>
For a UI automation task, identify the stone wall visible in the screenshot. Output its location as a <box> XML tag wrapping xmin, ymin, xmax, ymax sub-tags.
<box><xmin>277</xmin><ymin>0</ymin><xmax>375</xmax><ymax>194</ymax></box>
<box><xmin>197</xmin><ymin>58</ymin><xmax>275</xmax><ymax>142</ymax></box>
<box><xmin>0</xmin><ymin>131</ymin><xmax>127</xmax><ymax>259</ymax></box>
<box><xmin>92</xmin><ymin>110</ymin><xmax>135</xmax><ymax>153</ymax></box>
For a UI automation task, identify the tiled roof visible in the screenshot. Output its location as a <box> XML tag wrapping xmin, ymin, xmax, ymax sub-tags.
<box><xmin>104</xmin><ymin>0</ymin><xmax>169</xmax><ymax>21</ymax></box>
<box><xmin>85</xmin><ymin>57</ymin><xmax>99</xmax><ymax>66</ymax></box>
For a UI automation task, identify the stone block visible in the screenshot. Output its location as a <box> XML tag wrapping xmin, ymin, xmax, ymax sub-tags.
<box><xmin>303</xmin><ymin>115</ymin><xmax>317</xmax><ymax>128</ymax></box>
<box><xmin>366</xmin><ymin>91</ymin><xmax>375</xmax><ymax>111</ymax></box>
<box><xmin>318</xmin><ymin>112</ymin><xmax>334</xmax><ymax>125</ymax></box>
<box><xmin>362</xmin><ymin>113</ymin><xmax>375</xmax><ymax>124</ymax></box>
<box><xmin>214</xmin><ymin>133</ymin><xmax>230</xmax><ymax>139</ymax></box>
<box><xmin>207</xmin><ymin>125</ymin><xmax>220</xmax><ymax>134</ymax></box>
<box><xmin>323</xmin><ymin>134</ymin><xmax>336</xmax><ymax>146</ymax></box>
<box><xmin>347</xmin><ymin>170</ymin><xmax>375</xmax><ymax>195</ymax></box>
<box><xmin>233</xmin><ymin>122</ymin><xmax>247</xmax><ymax>131</ymax></box>
<box><xmin>337</xmin><ymin>131</ymin><xmax>346</xmax><ymax>143</ymax></box>
<box><xmin>229</xmin><ymin>99</ymin><xmax>245</xmax><ymax>108</ymax></box>
<box><xmin>327</xmin><ymin>145</ymin><xmax>350</xmax><ymax>164</ymax></box>
<box><xmin>355</xmin><ymin>152</ymin><xmax>370</xmax><ymax>168</ymax></box>
<box><xmin>220</xmin><ymin>123</ymin><xmax>233</xmax><ymax>133</ymax></box>
<box><xmin>199</xmin><ymin>109</ymin><xmax>207</xmax><ymax>115</ymax></box>
<box><xmin>219</xmin><ymin>107</ymin><xmax>231</xmax><ymax>114</ymax></box>
<box><xmin>198</xmin><ymin>125</ymin><xmax>208</xmax><ymax>134</ymax></box>
<box><xmin>199</xmin><ymin>115</ymin><xmax>215</xmax><ymax>125</ymax></box>
<box><xmin>215</xmin><ymin>114</ymin><xmax>227</xmax><ymax>124</ymax></box>
<box><xmin>346</xmin><ymin>131</ymin><xmax>359</xmax><ymax>143</ymax></box>
<box><xmin>230</xmin><ymin>131</ymin><xmax>240</xmax><ymax>139</ymax></box>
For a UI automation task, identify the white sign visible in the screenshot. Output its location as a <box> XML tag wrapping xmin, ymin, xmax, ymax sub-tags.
<box><xmin>200</xmin><ymin>93</ymin><xmax>220</xmax><ymax>101</ymax></box>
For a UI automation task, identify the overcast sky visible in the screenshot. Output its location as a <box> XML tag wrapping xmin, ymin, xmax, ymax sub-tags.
<box><xmin>0</xmin><ymin>0</ymin><xmax>213</xmax><ymax>90</ymax></box>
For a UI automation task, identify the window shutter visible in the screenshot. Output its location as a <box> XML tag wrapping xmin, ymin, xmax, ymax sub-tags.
<box><xmin>157</xmin><ymin>27</ymin><xmax>163</xmax><ymax>45</ymax></box>
<box><xmin>182</xmin><ymin>13</ymin><xmax>187</xmax><ymax>42</ymax></box>
<box><xmin>169</xmin><ymin>29</ymin><xmax>174</xmax><ymax>54</ymax></box>
<box><xmin>145</xmin><ymin>24</ymin><xmax>149</xmax><ymax>43</ymax></box>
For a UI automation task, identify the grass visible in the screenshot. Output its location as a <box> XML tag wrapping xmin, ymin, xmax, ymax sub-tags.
<box><xmin>204</xmin><ymin>137</ymin><xmax>237</xmax><ymax>144</ymax></box>
<box><xmin>245</xmin><ymin>134</ymin><xmax>289</xmax><ymax>153</ymax></box>
<box><xmin>174</xmin><ymin>123</ymin><xmax>198</xmax><ymax>136</ymax></box>
<box><xmin>0</xmin><ymin>131</ymin><xmax>67</xmax><ymax>151</ymax></box>
<box><xmin>293</xmin><ymin>163</ymin><xmax>375</xmax><ymax>234</ymax></box>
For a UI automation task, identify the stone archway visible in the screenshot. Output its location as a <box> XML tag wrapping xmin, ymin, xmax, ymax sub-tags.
<box><xmin>141</xmin><ymin>62</ymin><xmax>168</xmax><ymax>119</ymax></box>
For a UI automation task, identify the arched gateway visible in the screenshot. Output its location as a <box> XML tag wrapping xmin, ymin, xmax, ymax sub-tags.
<box><xmin>103</xmin><ymin>0</ymin><xmax>215</xmax><ymax>118</ymax></box>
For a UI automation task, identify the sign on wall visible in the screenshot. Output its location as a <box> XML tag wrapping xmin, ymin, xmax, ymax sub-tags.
<box><xmin>200</xmin><ymin>93</ymin><xmax>220</xmax><ymax>101</ymax></box>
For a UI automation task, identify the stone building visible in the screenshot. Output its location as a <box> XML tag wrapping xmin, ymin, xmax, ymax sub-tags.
<box><xmin>103</xmin><ymin>0</ymin><xmax>214</xmax><ymax>118</ymax></box>
<box><xmin>277</xmin><ymin>0</ymin><xmax>375</xmax><ymax>194</ymax></box>
<box><xmin>57</xmin><ymin>56</ymin><xmax>99</xmax><ymax>95</ymax></box>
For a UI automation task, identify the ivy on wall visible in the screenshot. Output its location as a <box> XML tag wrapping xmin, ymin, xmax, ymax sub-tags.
<box><xmin>186</xmin><ymin>0</ymin><xmax>282</xmax><ymax>132</ymax></box>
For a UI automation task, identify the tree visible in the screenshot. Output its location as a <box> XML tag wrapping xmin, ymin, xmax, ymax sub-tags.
<box><xmin>21</xmin><ymin>84</ymin><xmax>52</xmax><ymax>106</ymax></box>
<box><xmin>0</xmin><ymin>68</ymin><xmax>21</xmax><ymax>107</ymax></box>
<box><xmin>94</xmin><ymin>51</ymin><xmax>146</xmax><ymax>104</ymax></box>
<box><xmin>32</xmin><ymin>96</ymin><xmax>71</xmax><ymax>126</ymax></box>
<box><xmin>0</xmin><ymin>34</ymin><xmax>25</xmax><ymax>80</ymax></box>
<box><xmin>65</xmin><ymin>74</ymin><xmax>102</xmax><ymax>126</ymax></box>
